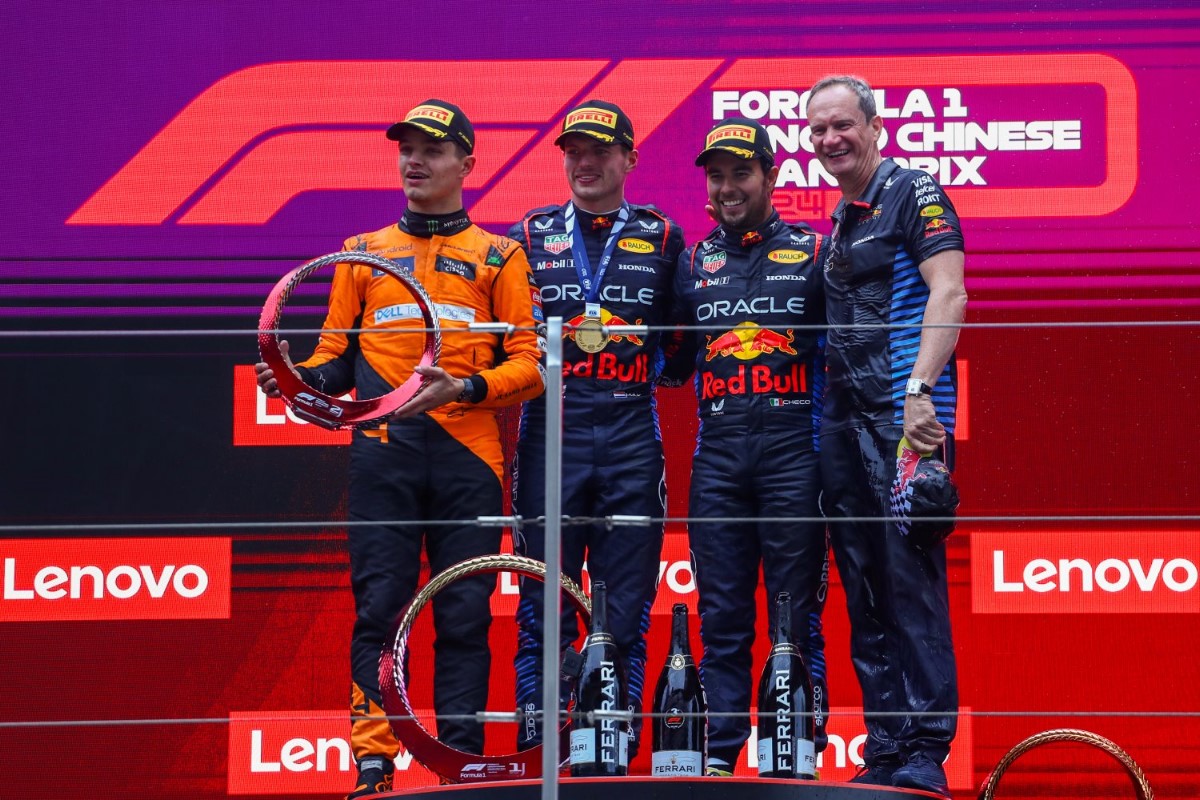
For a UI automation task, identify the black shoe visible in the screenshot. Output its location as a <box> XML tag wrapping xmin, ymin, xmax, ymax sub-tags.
<box><xmin>891</xmin><ymin>754</ymin><xmax>950</xmax><ymax>798</ymax></box>
<box><xmin>347</xmin><ymin>755</ymin><xmax>393</xmax><ymax>799</ymax></box>
<box><xmin>848</xmin><ymin>761</ymin><xmax>899</xmax><ymax>786</ymax></box>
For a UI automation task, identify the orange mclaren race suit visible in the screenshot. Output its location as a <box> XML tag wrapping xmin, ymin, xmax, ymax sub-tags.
<box><xmin>295</xmin><ymin>208</ymin><xmax>546</xmax><ymax>759</ymax></box>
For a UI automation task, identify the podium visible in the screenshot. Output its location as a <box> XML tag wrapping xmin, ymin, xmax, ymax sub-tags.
<box><xmin>382</xmin><ymin>777</ymin><xmax>946</xmax><ymax>800</ymax></box>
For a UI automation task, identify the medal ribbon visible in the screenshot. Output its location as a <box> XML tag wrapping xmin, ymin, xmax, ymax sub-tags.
<box><xmin>564</xmin><ymin>202</ymin><xmax>630</xmax><ymax>304</ymax></box>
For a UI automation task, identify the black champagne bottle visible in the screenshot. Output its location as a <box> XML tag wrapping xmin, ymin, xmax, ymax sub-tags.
<box><xmin>651</xmin><ymin>603</ymin><xmax>708</xmax><ymax>776</ymax></box>
<box><xmin>756</xmin><ymin>592</ymin><xmax>816</xmax><ymax>779</ymax></box>
<box><xmin>569</xmin><ymin>581</ymin><xmax>629</xmax><ymax>776</ymax></box>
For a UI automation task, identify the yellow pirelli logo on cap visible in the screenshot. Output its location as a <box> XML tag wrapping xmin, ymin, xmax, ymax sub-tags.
<box><xmin>706</xmin><ymin>124</ymin><xmax>756</xmax><ymax>147</ymax></box>
<box><xmin>565</xmin><ymin>107</ymin><xmax>618</xmax><ymax>128</ymax></box>
<box><xmin>407</xmin><ymin>104</ymin><xmax>454</xmax><ymax>124</ymax></box>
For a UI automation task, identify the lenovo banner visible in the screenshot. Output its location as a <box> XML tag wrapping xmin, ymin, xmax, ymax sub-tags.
<box><xmin>0</xmin><ymin>538</ymin><xmax>231</xmax><ymax>621</ymax></box>
<box><xmin>972</xmin><ymin>531</ymin><xmax>1200</xmax><ymax>614</ymax></box>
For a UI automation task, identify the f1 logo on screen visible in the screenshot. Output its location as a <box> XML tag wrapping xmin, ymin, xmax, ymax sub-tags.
<box><xmin>67</xmin><ymin>55</ymin><xmax>1135</xmax><ymax>227</ymax></box>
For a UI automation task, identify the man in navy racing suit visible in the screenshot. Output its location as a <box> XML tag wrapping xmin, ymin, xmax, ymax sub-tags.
<box><xmin>508</xmin><ymin>99</ymin><xmax>686</xmax><ymax>756</ymax></box>
<box><xmin>670</xmin><ymin>117</ymin><xmax>829</xmax><ymax>776</ymax></box>
<box><xmin>807</xmin><ymin>76</ymin><xmax>967</xmax><ymax>798</ymax></box>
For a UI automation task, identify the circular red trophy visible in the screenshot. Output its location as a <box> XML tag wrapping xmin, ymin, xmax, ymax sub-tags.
<box><xmin>257</xmin><ymin>250</ymin><xmax>440</xmax><ymax>429</ymax></box>
<box><xmin>379</xmin><ymin>555</ymin><xmax>592</xmax><ymax>784</ymax></box>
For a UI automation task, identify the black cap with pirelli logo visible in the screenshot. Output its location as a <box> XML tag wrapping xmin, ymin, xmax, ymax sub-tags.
<box><xmin>695</xmin><ymin>117</ymin><xmax>775</xmax><ymax>166</ymax></box>
<box><xmin>553</xmin><ymin>99</ymin><xmax>635</xmax><ymax>149</ymax></box>
<box><xmin>386</xmin><ymin>99</ymin><xmax>475</xmax><ymax>154</ymax></box>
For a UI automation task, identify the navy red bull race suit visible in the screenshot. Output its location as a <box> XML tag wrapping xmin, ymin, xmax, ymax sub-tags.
<box><xmin>671</xmin><ymin>210</ymin><xmax>829</xmax><ymax>768</ymax></box>
<box><xmin>508</xmin><ymin>202</ymin><xmax>684</xmax><ymax>753</ymax></box>
<box><xmin>822</xmin><ymin>159</ymin><xmax>963</xmax><ymax>771</ymax></box>
<box><xmin>296</xmin><ymin>210</ymin><xmax>545</xmax><ymax>760</ymax></box>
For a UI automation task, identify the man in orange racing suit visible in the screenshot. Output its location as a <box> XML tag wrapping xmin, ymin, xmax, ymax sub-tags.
<box><xmin>255</xmin><ymin>99</ymin><xmax>545</xmax><ymax>799</ymax></box>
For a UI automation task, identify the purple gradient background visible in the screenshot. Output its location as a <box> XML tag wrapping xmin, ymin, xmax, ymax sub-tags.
<box><xmin>1</xmin><ymin>3</ymin><xmax>1199</xmax><ymax>799</ymax></box>
<box><xmin>0</xmin><ymin>1</ymin><xmax>1197</xmax><ymax>321</ymax></box>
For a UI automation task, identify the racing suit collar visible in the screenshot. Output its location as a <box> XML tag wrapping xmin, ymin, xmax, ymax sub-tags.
<box><xmin>575</xmin><ymin>206</ymin><xmax>622</xmax><ymax>235</ymax></box>
<box><xmin>398</xmin><ymin>207</ymin><xmax>472</xmax><ymax>238</ymax></box>
<box><xmin>719</xmin><ymin>209</ymin><xmax>781</xmax><ymax>248</ymax></box>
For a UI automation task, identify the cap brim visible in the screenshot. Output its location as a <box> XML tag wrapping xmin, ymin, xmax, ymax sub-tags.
<box><xmin>554</xmin><ymin>129</ymin><xmax>628</xmax><ymax>148</ymax></box>
<box><xmin>385</xmin><ymin>121</ymin><xmax>451</xmax><ymax>142</ymax></box>
<box><xmin>694</xmin><ymin>145</ymin><xmax>772</xmax><ymax>167</ymax></box>
<box><xmin>385</xmin><ymin>121</ymin><xmax>410</xmax><ymax>141</ymax></box>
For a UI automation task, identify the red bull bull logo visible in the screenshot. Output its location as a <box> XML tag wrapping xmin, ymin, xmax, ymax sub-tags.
<box><xmin>703</xmin><ymin>322</ymin><xmax>796</xmax><ymax>361</ymax></box>
<box><xmin>701</xmin><ymin>322</ymin><xmax>806</xmax><ymax>400</ymax></box>
<box><xmin>564</xmin><ymin>310</ymin><xmax>645</xmax><ymax>346</ymax></box>
<box><xmin>923</xmin><ymin>217</ymin><xmax>955</xmax><ymax>238</ymax></box>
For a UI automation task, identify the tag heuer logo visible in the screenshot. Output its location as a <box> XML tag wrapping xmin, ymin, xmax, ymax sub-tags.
<box><xmin>702</xmin><ymin>251</ymin><xmax>727</xmax><ymax>273</ymax></box>
<box><xmin>544</xmin><ymin>234</ymin><xmax>571</xmax><ymax>254</ymax></box>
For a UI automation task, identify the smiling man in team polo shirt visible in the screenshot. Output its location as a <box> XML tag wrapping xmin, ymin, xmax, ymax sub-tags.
<box><xmin>807</xmin><ymin>75</ymin><xmax>968</xmax><ymax>798</ymax></box>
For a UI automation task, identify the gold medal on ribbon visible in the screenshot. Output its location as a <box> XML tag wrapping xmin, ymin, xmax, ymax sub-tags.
<box><xmin>574</xmin><ymin>316</ymin><xmax>610</xmax><ymax>353</ymax></box>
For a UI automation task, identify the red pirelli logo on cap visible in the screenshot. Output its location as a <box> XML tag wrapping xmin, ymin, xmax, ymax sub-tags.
<box><xmin>565</xmin><ymin>107</ymin><xmax>617</xmax><ymax>128</ymax></box>
<box><xmin>707</xmin><ymin>124</ymin><xmax>756</xmax><ymax>147</ymax></box>
<box><xmin>406</xmin><ymin>104</ymin><xmax>453</xmax><ymax>124</ymax></box>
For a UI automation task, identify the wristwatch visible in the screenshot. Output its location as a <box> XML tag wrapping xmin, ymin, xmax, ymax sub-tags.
<box><xmin>905</xmin><ymin>378</ymin><xmax>933</xmax><ymax>397</ymax></box>
<box><xmin>456</xmin><ymin>377</ymin><xmax>476</xmax><ymax>404</ymax></box>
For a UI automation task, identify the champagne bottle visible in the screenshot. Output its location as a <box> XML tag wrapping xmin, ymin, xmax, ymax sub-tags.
<box><xmin>570</xmin><ymin>581</ymin><xmax>629</xmax><ymax>776</ymax></box>
<box><xmin>756</xmin><ymin>592</ymin><xmax>816</xmax><ymax>779</ymax></box>
<box><xmin>651</xmin><ymin>603</ymin><xmax>708</xmax><ymax>777</ymax></box>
